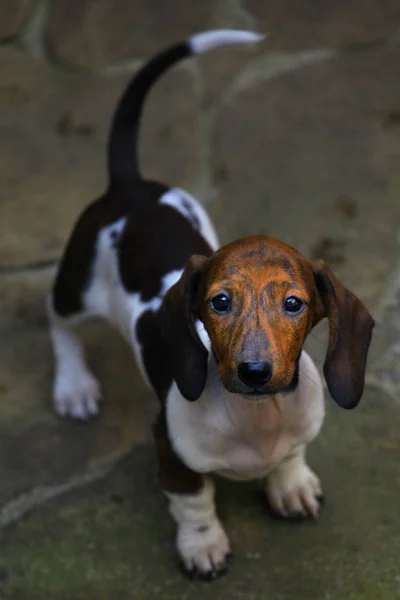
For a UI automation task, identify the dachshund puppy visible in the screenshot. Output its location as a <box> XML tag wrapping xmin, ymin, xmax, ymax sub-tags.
<box><xmin>47</xmin><ymin>30</ymin><xmax>374</xmax><ymax>580</ymax></box>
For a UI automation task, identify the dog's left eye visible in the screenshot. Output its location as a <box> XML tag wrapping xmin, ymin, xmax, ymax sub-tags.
<box><xmin>211</xmin><ymin>294</ymin><xmax>231</xmax><ymax>313</ymax></box>
<box><xmin>284</xmin><ymin>296</ymin><xmax>304</xmax><ymax>314</ymax></box>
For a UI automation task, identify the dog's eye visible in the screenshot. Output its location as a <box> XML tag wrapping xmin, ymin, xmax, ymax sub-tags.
<box><xmin>211</xmin><ymin>294</ymin><xmax>230</xmax><ymax>313</ymax></box>
<box><xmin>284</xmin><ymin>296</ymin><xmax>304</xmax><ymax>314</ymax></box>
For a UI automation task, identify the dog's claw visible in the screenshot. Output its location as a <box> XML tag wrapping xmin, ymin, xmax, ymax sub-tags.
<box><xmin>182</xmin><ymin>558</ymin><xmax>231</xmax><ymax>582</ymax></box>
<box><xmin>177</xmin><ymin>517</ymin><xmax>232</xmax><ymax>581</ymax></box>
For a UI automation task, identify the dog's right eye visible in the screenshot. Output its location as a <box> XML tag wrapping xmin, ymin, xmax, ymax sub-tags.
<box><xmin>211</xmin><ymin>294</ymin><xmax>231</xmax><ymax>313</ymax></box>
<box><xmin>284</xmin><ymin>296</ymin><xmax>304</xmax><ymax>314</ymax></box>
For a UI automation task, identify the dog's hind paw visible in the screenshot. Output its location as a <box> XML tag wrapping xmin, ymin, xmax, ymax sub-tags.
<box><xmin>53</xmin><ymin>369</ymin><xmax>102</xmax><ymax>420</ymax></box>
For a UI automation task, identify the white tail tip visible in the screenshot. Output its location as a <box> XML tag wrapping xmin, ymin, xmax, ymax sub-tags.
<box><xmin>189</xmin><ymin>30</ymin><xmax>266</xmax><ymax>55</ymax></box>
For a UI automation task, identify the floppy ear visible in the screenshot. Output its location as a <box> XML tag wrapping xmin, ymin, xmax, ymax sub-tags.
<box><xmin>311</xmin><ymin>260</ymin><xmax>375</xmax><ymax>409</ymax></box>
<box><xmin>158</xmin><ymin>255</ymin><xmax>208</xmax><ymax>401</ymax></box>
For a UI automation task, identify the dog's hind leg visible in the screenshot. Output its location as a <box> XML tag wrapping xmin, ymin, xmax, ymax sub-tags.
<box><xmin>46</xmin><ymin>203</ymin><xmax>114</xmax><ymax>420</ymax></box>
<box><xmin>47</xmin><ymin>297</ymin><xmax>102</xmax><ymax>420</ymax></box>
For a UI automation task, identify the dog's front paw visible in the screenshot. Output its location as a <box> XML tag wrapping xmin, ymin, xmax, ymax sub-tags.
<box><xmin>266</xmin><ymin>460</ymin><xmax>323</xmax><ymax>520</ymax></box>
<box><xmin>54</xmin><ymin>369</ymin><xmax>102</xmax><ymax>420</ymax></box>
<box><xmin>177</xmin><ymin>518</ymin><xmax>232</xmax><ymax>581</ymax></box>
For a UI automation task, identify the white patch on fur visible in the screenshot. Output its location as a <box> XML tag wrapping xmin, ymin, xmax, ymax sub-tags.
<box><xmin>266</xmin><ymin>446</ymin><xmax>323</xmax><ymax>518</ymax></box>
<box><xmin>128</xmin><ymin>269</ymin><xmax>184</xmax><ymax>383</ymax></box>
<box><xmin>166</xmin><ymin>479</ymin><xmax>231</xmax><ymax>574</ymax></box>
<box><xmin>195</xmin><ymin>319</ymin><xmax>211</xmax><ymax>352</ymax></box>
<box><xmin>189</xmin><ymin>30</ymin><xmax>265</xmax><ymax>55</ymax></box>
<box><xmin>159</xmin><ymin>188</ymin><xmax>219</xmax><ymax>251</ymax></box>
<box><xmin>83</xmin><ymin>217</ymin><xmax>128</xmax><ymax>323</ymax></box>
<box><xmin>167</xmin><ymin>350</ymin><xmax>325</xmax><ymax>481</ymax></box>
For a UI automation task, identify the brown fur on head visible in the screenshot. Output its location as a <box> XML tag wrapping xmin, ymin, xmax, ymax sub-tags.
<box><xmin>159</xmin><ymin>235</ymin><xmax>375</xmax><ymax>408</ymax></box>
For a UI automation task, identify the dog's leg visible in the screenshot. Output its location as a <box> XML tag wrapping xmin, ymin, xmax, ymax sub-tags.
<box><xmin>265</xmin><ymin>444</ymin><xmax>323</xmax><ymax>519</ymax></box>
<box><xmin>166</xmin><ymin>479</ymin><xmax>232</xmax><ymax>580</ymax></box>
<box><xmin>47</xmin><ymin>297</ymin><xmax>102</xmax><ymax>420</ymax></box>
<box><xmin>155</xmin><ymin>426</ymin><xmax>231</xmax><ymax>580</ymax></box>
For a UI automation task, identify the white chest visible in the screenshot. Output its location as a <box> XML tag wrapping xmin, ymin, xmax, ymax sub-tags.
<box><xmin>166</xmin><ymin>352</ymin><xmax>325</xmax><ymax>481</ymax></box>
<box><xmin>167</xmin><ymin>388</ymin><xmax>290</xmax><ymax>480</ymax></box>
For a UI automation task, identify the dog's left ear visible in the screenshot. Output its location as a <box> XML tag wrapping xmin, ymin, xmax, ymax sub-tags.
<box><xmin>311</xmin><ymin>260</ymin><xmax>375</xmax><ymax>409</ymax></box>
<box><xmin>158</xmin><ymin>255</ymin><xmax>209</xmax><ymax>401</ymax></box>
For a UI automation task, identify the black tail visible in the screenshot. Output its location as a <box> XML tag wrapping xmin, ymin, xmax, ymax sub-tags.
<box><xmin>107</xmin><ymin>42</ymin><xmax>190</xmax><ymax>188</ymax></box>
<box><xmin>106</xmin><ymin>29</ymin><xmax>265</xmax><ymax>190</ymax></box>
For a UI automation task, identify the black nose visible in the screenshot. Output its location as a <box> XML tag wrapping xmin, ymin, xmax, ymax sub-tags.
<box><xmin>237</xmin><ymin>361</ymin><xmax>272</xmax><ymax>387</ymax></box>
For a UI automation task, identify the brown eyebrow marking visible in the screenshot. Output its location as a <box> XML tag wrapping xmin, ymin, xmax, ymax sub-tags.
<box><xmin>266</xmin><ymin>256</ymin><xmax>296</xmax><ymax>277</ymax></box>
<box><xmin>263</xmin><ymin>280</ymin><xmax>294</xmax><ymax>296</ymax></box>
<box><xmin>207</xmin><ymin>272</ymin><xmax>256</xmax><ymax>295</ymax></box>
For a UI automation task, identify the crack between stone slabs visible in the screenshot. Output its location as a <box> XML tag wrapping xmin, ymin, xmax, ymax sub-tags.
<box><xmin>222</xmin><ymin>48</ymin><xmax>337</xmax><ymax>108</ymax></box>
<box><xmin>0</xmin><ymin>258</ymin><xmax>59</xmax><ymax>277</ymax></box>
<box><xmin>234</xmin><ymin>0</ymin><xmax>258</xmax><ymax>30</ymax></box>
<box><xmin>0</xmin><ymin>461</ymin><xmax>117</xmax><ymax>529</ymax></box>
<box><xmin>18</xmin><ymin>0</ymin><xmax>50</xmax><ymax>62</ymax></box>
<box><xmin>210</xmin><ymin>0</ymin><xmax>257</xmax><ymax>30</ymax></box>
<box><xmin>1</xmin><ymin>0</ymin><xmax>44</xmax><ymax>51</ymax></box>
<box><xmin>16</xmin><ymin>0</ymin><xmax>90</xmax><ymax>74</ymax></box>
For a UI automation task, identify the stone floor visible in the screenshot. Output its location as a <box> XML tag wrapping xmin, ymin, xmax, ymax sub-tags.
<box><xmin>1</xmin><ymin>1</ymin><xmax>400</xmax><ymax>598</ymax></box>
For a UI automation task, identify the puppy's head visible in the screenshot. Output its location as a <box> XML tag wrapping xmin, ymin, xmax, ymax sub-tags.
<box><xmin>159</xmin><ymin>235</ymin><xmax>374</xmax><ymax>408</ymax></box>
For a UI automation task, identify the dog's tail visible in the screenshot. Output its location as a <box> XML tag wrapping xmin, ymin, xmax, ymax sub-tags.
<box><xmin>107</xmin><ymin>29</ymin><xmax>265</xmax><ymax>189</ymax></box>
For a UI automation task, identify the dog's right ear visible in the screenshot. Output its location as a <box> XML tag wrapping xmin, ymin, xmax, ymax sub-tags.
<box><xmin>311</xmin><ymin>259</ymin><xmax>375</xmax><ymax>409</ymax></box>
<box><xmin>158</xmin><ymin>255</ymin><xmax>209</xmax><ymax>401</ymax></box>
